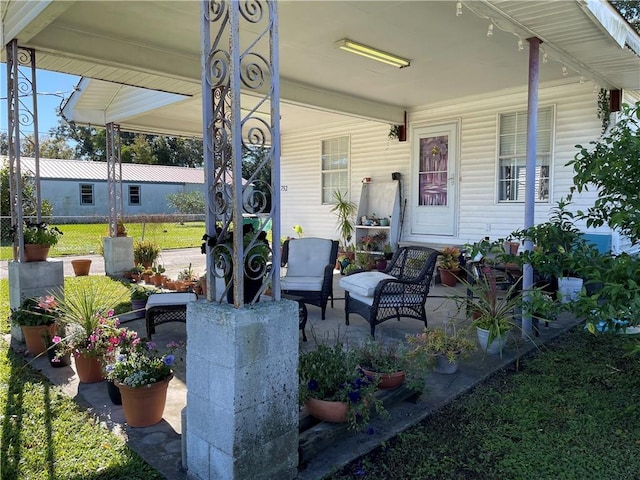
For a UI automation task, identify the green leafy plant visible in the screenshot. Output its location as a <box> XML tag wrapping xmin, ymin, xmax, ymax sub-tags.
<box><xmin>354</xmin><ymin>338</ymin><xmax>426</xmax><ymax>392</ymax></box>
<box><xmin>133</xmin><ymin>239</ymin><xmax>161</xmax><ymax>267</ymax></box>
<box><xmin>10</xmin><ymin>296</ymin><xmax>59</xmax><ymax>327</ymax></box>
<box><xmin>49</xmin><ymin>280</ymin><xmax>129</xmax><ymax>358</ymax></box>
<box><xmin>152</xmin><ymin>263</ymin><xmax>166</xmax><ymax>275</ymax></box>
<box><xmin>569</xmin><ymin>101</ymin><xmax>640</xmax><ymax>244</ymax></box>
<box><xmin>330</xmin><ymin>190</ymin><xmax>358</xmax><ymax>250</ymax></box>
<box><xmin>299</xmin><ymin>343</ymin><xmax>386</xmax><ymax>431</ymax></box>
<box><xmin>406</xmin><ymin>326</ymin><xmax>476</xmax><ymax>364</ymax></box>
<box><xmin>106</xmin><ymin>338</ymin><xmax>183</xmax><ymax>388</ymax></box>
<box><xmin>13</xmin><ymin>221</ymin><xmax>63</xmax><ymax>247</ymax></box>
<box><xmin>437</xmin><ymin>246</ymin><xmax>461</xmax><ymax>271</ymax></box>
<box><xmin>130</xmin><ymin>284</ymin><xmax>159</xmax><ymax>301</ymax></box>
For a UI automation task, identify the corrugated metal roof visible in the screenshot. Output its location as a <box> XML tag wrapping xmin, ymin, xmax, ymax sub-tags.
<box><xmin>4</xmin><ymin>157</ymin><xmax>205</xmax><ymax>184</ymax></box>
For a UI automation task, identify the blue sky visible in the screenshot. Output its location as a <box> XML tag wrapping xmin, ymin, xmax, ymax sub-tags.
<box><xmin>0</xmin><ymin>67</ymin><xmax>80</xmax><ymax>136</ymax></box>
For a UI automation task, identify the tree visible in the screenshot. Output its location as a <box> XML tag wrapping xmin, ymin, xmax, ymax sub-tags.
<box><xmin>611</xmin><ymin>1</ymin><xmax>640</xmax><ymax>32</ymax></box>
<box><xmin>39</xmin><ymin>136</ymin><xmax>74</xmax><ymax>159</ymax></box>
<box><xmin>166</xmin><ymin>191</ymin><xmax>205</xmax><ymax>214</ymax></box>
<box><xmin>567</xmin><ymin>101</ymin><xmax>640</xmax><ymax>243</ymax></box>
<box><xmin>1</xmin><ymin>160</ymin><xmax>53</xmax><ymax>241</ymax></box>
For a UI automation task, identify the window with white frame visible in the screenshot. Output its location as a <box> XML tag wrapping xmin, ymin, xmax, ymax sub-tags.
<box><xmin>498</xmin><ymin>106</ymin><xmax>553</xmax><ymax>202</ymax></box>
<box><xmin>80</xmin><ymin>184</ymin><xmax>94</xmax><ymax>205</ymax></box>
<box><xmin>128</xmin><ymin>185</ymin><xmax>141</xmax><ymax>205</ymax></box>
<box><xmin>321</xmin><ymin>136</ymin><xmax>349</xmax><ymax>204</ymax></box>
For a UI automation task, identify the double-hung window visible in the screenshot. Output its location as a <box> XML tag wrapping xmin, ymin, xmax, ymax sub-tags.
<box><xmin>498</xmin><ymin>106</ymin><xmax>553</xmax><ymax>202</ymax></box>
<box><xmin>129</xmin><ymin>185</ymin><xmax>141</xmax><ymax>205</ymax></box>
<box><xmin>80</xmin><ymin>184</ymin><xmax>94</xmax><ymax>205</ymax></box>
<box><xmin>321</xmin><ymin>136</ymin><xmax>349</xmax><ymax>204</ymax></box>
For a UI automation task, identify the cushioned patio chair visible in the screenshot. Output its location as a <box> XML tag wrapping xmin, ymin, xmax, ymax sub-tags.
<box><xmin>280</xmin><ymin>237</ymin><xmax>339</xmax><ymax>320</ymax></box>
<box><xmin>339</xmin><ymin>246</ymin><xmax>439</xmax><ymax>337</ymax></box>
<box><xmin>145</xmin><ymin>292</ymin><xmax>197</xmax><ymax>339</ymax></box>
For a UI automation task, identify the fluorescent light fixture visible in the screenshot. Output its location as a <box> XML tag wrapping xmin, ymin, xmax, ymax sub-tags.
<box><xmin>336</xmin><ymin>39</ymin><xmax>410</xmax><ymax>69</ymax></box>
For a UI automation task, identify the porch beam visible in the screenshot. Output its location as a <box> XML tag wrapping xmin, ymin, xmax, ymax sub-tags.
<box><xmin>1</xmin><ymin>1</ymin><xmax>76</xmax><ymax>46</ymax></box>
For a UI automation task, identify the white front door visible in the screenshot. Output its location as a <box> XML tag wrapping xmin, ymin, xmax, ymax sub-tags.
<box><xmin>410</xmin><ymin>122</ymin><xmax>458</xmax><ymax>236</ymax></box>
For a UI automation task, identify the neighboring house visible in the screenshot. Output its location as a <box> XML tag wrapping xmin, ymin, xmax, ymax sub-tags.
<box><xmin>6</xmin><ymin>157</ymin><xmax>205</xmax><ymax>218</ymax></box>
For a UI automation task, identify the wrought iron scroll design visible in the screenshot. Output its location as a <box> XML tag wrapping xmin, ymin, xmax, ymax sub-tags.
<box><xmin>6</xmin><ymin>41</ymin><xmax>40</xmax><ymax>261</ymax></box>
<box><xmin>106</xmin><ymin>123</ymin><xmax>123</xmax><ymax>237</ymax></box>
<box><xmin>202</xmin><ymin>0</ymin><xmax>280</xmax><ymax>307</ymax></box>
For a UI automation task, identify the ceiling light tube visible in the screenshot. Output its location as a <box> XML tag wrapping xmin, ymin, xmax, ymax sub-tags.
<box><xmin>336</xmin><ymin>39</ymin><xmax>410</xmax><ymax>69</ymax></box>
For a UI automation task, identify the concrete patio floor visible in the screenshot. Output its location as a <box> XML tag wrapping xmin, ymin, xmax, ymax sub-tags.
<box><xmin>5</xmin><ymin>249</ymin><xmax>580</xmax><ymax>479</ymax></box>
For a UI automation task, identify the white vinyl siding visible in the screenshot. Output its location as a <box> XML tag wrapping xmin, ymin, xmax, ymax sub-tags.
<box><xmin>321</xmin><ymin>136</ymin><xmax>349</xmax><ymax>204</ymax></box>
<box><xmin>498</xmin><ymin>106</ymin><xmax>553</xmax><ymax>202</ymax></box>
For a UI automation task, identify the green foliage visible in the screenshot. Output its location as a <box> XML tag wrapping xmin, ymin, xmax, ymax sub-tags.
<box><xmin>328</xmin><ymin>330</ymin><xmax>640</xmax><ymax>480</ymax></box>
<box><xmin>299</xmin><ymin>343</ymin><xmax>385</xmax><ymax>431</ymax></box>
<box><xmin>106</xmin><ymin>339</ymin><xmax>183</xmax><ymax>388</ymax></box>
<box><xmin>51</xmin><ymin>278</ymin><xmax>130</xmax><ymax>358</ymax></box>
<box><xmin>568</xmin><ymin>101</ymin><xmax>640</xmax><ymax>244</ymax></box>
<box><xmin>130</xmin><ymin>284</ymin><xmax>159</xmax><ymax>301</ymax></box>
<box><xmin>166</xmin><ymin>191</ymin><xmax>205</xmax><ymax>214</ymax></box>
<box><xmin>133</xmin><ymin>239</ymin><xmax>161</xmax><ymax>266</ymax></box>
<box><xmin>10</xmin><ymin>297</ymin><xmax>58</xmax><ymax>327</ymax></box>
<box><xmin>406</xmin><ymin>326</ymin><xmax>476</xmax><ymax>364</ymax></box>
<box><xmin>330</xmin><ymin>190</ymin><xmax>358</xmax><ymax>249</ymax></box>
<box><xmin>0</xmin><ymin>340</ymin><xmax>164</xmax><ymax>479</ymax></box>
<box><xmin>19</xmin><ymin>220</ymin><xmax>63</xmax><ymax>247</ymax></box>
<box><xmin>437</xmin><ymin>246</ymin><xmax>461</xmax><ymax>270</ymax></box>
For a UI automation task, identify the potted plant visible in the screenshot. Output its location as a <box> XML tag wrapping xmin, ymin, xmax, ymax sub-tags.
<box><xmin>455</xmin><ymin>276</ymin><xmax>523</xmax><ymax>355</ymax></box>
<box><xmin>130</xmin><ymin>284</ymin><xmax>158</xmax><ymax>313</ymax></box>
<box><xmin>354</xmin><ymin>338</ymin><xmax>425</xmax><ymax>391</ymax></box>
<box><xmin>133</xmin><ymin>239</ymin><xmax>161</xmax><ymax>268</ymax></box>
<box><xmin>152</xmin><ymin>263</ymin><xmax>166</xmax><ymax>286</ymax></box>
<box><xmin>201</xmin><ymin>223</ymin><xmax>270</xmax><ymax>304</ymax></box>
<box><xmin>44</xmin><ymin>326</ymin><xmax>71</xmax><ymax>368</ymax></box>
<box><xmin>48</xmin><ymin>280</ymin><xmax>129</xmax><ymax>383</ymax></box>
<box><xmin>12</xmin><ymin>221</ymin><xmax>63</xmax><ymax>262</ymax></box>
<box><xmin>406</xmin><ymin>326</ymin><xmax>476</xmax><ymax>374</ymax></box>
<box><xmin>437</xmin><ymin>246</ymin><xmax>461</xmax><ymax>287</ymax></box>
<box><xmin>299</xmin><ymin>343</ymin><xmax>386</xmax><ymax>431</ymax></box>
<box><xmin>105</xmin><ymin>339</ymin><xmax>183</xmax><ymax>427</ymax></box>
<box><xmin>330</xmin><ymin>190</ymin><xmax>358</xmax><ymax>262</ymax></box>
<box><xmin>10</xmin><ymin>296</ymin><xmax>59</xmax><ymax>356</ymax></box>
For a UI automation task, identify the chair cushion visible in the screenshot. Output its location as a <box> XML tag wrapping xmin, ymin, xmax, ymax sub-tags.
<box><xmin>339</xmin><ymin>271</ymin><xmax>396</xmax><ymax>298</ymax></box>
<box><xmin>286</xmin><ymin>238</ymin><xmax>333</xmax><ymax>277</ymax></box>
<box><xmin>146</xmin><ymin>293</ymin><xmax>197</xmax><ymax>309</ymax></box>
<box><xmin>281</xmin><ymin>276</ymin><xmax>324</xmax><ymax>291</ymax></box>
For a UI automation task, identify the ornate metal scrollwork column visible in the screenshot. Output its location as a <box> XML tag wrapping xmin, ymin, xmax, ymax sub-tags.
<box><xmin>201</xmin><ymin>0</ymin><xmax>281</xmax><ymax>307</ymax></box>
<box><xmin>6</xmin><ymin>40</ymin><xmax>40</xmax><ymax>261</ymax></box>
<box><xmin>106</xmin><ymin>122</ymin><xmax>123</xmax><ymax>237</ymax></box>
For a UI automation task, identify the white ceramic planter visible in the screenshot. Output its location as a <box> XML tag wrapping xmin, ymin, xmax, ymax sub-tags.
<box><xmin>476</xmin><ymin>326</ymin><xmax>508</xmax><ymax>355</ymax></box>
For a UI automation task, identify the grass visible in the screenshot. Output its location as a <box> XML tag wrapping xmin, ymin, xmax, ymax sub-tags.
<box><xmin>0</xmin><ymin>278</ymin><xmax>162</xmax><ymax>479</ymax></box>
<box><xmin>327</xmin><ymin>328</ymin><xmax>640</xmax><ymax>480</ymax></box>
<box><xmin>0</xmin><ymin>221</ymin><xmax>205</xmax><ymax>260</ymax></box>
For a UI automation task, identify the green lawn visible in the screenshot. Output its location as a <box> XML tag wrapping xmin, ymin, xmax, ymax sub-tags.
<box><xmin>0</xmin><ymin>221</ymin><xmax>205</xmax><ymax>260</ymax></box>
<box><xmin>0</xmin><ymin>277</ymin><xmax>162</xmax><ymax>480</ymax></box>
<box><xmin>327</xmin><ymin>328</ymin><xmax>640</xmax><ymax>480</ymax></box>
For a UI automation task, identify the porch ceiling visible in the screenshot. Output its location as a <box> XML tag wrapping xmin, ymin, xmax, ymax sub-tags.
<box><xmin>3</xmin><ymin>1</ymin><xmax>639</xmax><ymax>136</ymax></box>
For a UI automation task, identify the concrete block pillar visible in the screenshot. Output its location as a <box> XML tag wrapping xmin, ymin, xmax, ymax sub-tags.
<box><xmin>186</xmin><ymin>299</ymin><xmax>298</xmax><ymax>480</ymax></box>
<box><xmin>8</xmin><ymin>260</ymin><xmax>64</xmax><ymax>343</ymax></box>
<box><xmin>103</xmin><ymin>236</ymin><xmax>134</xmax><ymax>277</ymax></box>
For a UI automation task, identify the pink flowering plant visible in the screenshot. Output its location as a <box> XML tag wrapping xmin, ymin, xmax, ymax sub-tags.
<box><xmin>105</xmin><ymin>340</ymin><xmax>183</xmax><ymax>388</ymax></box>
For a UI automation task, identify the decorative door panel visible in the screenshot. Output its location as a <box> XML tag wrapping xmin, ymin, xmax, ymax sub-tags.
<box><xmin>411</xmin><ymin>123</ymin><xmax>458</xmax><ymax>236</ymax></box>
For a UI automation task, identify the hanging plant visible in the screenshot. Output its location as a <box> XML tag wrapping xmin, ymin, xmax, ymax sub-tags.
<box><xmin>388</xmin><ymin>124</ymin><xmax>401</xmax><ymax>140</ymax></box>
<box><xmin>596</xmin><ymin>88</ymin><xmax>610</xmax><ymax>134</ymax></box>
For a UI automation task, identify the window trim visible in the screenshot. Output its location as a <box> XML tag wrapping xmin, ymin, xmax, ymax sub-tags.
<box><xmin>80</xmin><ymin>183</ymin><xmax>94</xmax><ymax>205</ymax></box>
<box><xmin>128</xmin><ymin>184</ymin><xmax>141</xmax><ymax>206</ymax></box>
<box><xmin>320</xmin><ymin>135</ymin><xmax>350</xmax><ymax>205</ymax></box>
<box><xmin>496</xmin><ymin>105</ymin><xmax>555</xmax><ymax>203</ymax></box>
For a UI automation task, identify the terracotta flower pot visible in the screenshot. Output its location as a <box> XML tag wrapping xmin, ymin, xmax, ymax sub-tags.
<box><xmin>23</xmin><ymin>244</ymin><xmax>50</xmax><ymax>262</ymax></box>
<box><xmin>439</xmin><ymin>268</ymin><xmax>459</xmax><ymax>287</ymax></box>
<box><xmin>360</xmin><ymin>367</ymin><xmax>406</xmax><ymax>390</ymax></box>
<box><xmin>116</xmin><ymin>374</ymin><xmax>173</xmax><ymax>427</ymax></box>
<box><xmin>71</xmin><ymin>259</ymin><xmax>92</xmax><ymax>276</ymax></box>
<box><xmin>305</xmin><ymin>397</ymin><xmax>348</xmax><ymax>423</ymax></box>
<box><xmin>21</xmin><ymin>324</ymin><xmax>56</xmax><ymax>356</ymax></box>
<box><xmin>74</xmin><ymin>353</ymin><xmax>105</xmax><ymax>383</ymax></box>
